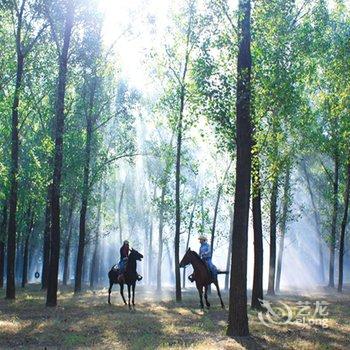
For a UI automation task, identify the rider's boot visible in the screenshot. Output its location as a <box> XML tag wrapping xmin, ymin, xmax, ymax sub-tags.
<box><xmin>137</xmin><ymin>274</ymin><xmax>143</xmax><ymax>281</ymax></box>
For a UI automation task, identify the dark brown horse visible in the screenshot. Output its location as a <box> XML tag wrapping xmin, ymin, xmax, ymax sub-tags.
<box><xmin>180</xmin><ymin>248</ymin><xmax>226</xmax><ymax>309</ymax></box>
<box><xmin>108</xmin><ymin>248</ymin><xmax>143</xmax><ymax>309</ymax></box>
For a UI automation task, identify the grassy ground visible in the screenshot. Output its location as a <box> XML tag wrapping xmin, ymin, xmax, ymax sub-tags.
<box><xmin>0</xmin><ymin>284</ymin><xmax>349</xmax><ymax>349</ymax></box>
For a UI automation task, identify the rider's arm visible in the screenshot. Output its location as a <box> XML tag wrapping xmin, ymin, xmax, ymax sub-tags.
<box><xmin>200</xmin><ymin>243</ymin><xmax>211</xmax><ymax>258</ymax></box>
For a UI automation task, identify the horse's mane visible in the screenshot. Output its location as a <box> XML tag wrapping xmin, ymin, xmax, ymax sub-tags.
<box><xmin>189</xmin><ymin>250</ymin><xmax>207</xmax><ymax>268</ymax></box>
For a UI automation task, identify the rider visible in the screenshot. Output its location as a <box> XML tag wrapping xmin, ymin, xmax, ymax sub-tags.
<box><xmin>117</xmin><ymin>240</ymin><xmax>130</xmax><ymax>282</ymax></box>
<box><xmin>118</xmin><ymin>240</ymin><xmax>142</xmax><ymax>282</ymax></box>
<box><xmin>198</xmin><ymin>235</ymin><xmax>217</xmax><ymax>278</ymax></box>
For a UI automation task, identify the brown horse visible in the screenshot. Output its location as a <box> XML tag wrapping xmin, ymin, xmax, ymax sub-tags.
<box><xmin>180</xmin><ymin>248</ymin><xmax>226</xmax><ymax>309</ymax></box>
<box><xmin>108</xmin><ymin>248</ymin><xmax>143</xmax><ymax>309</ymax></box>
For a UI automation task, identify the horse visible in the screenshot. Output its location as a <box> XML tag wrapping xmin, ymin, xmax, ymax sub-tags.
<box><xmin>108</xmin><ymin>248</ymin><xmax>143</xmax><ymax>309</ymax></box>
<box><xmin>179</xmin><ymin>248</ymin><xmax>226</xmax><ymax>309</ymax></box>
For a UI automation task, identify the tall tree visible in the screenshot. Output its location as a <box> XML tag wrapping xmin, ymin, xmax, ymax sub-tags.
<box><xmin>21</xmin><ymin>206</ymin><xmax>34</xmax><ymax>288</ymax></box>
<box><xmin>328</xmin><ymin>148</ymin><xmax>339</xmax><ymax>288</ymax></box>
<box><xmin>46</xmin><ymin>0</ymin><xmax>75</xmax><ymax>306</ymax></box>
<box><xmin>338</xmin><ymin>157</ymin><xmax>350</xmax><ymax>292</ymax></box>
<box><xmin>90</xmin><ymin>187</ymin><xmax>102</xmax><ymax>289</ymax></box>
<box><xmin>0</xmin><ymin>203</ymin><xmax>7</xmax><ymax>288</ymax></box>
<box><xmin>276</xmin><ymin>162</ymin><xmax>291</xmax><ymax>293</ymax></box>
<box><xmin>172</xmin><ymin>0</ymin><xmax>196</xmax><ymax>302</ymax></box>
<box><xmin>75</xmin><ymin>73</ymin><xmax>98</xmax><ymax>293</ymax></box>
<box><xmin>267</xmin><ymin>176</ymin><xmax>278</xmax><ymax>295</ymax></box>
<box><xmin>227</xmin><ymin>0</ymin><xmax>251</xmax><ymax>337</ymax></box>
<box><xmin>5</xmin><ymin>0</ymin><xmax>45</xmax><ymax>299</ymax></box>
<box><xmin>41</xmin><ymin>188</ymin><xmax>51</xmax><ymax>289</ymax></box>
<box><xmin>251</xmin><ymin>149</ymin><xmax>263</xmax><ymax>308</ymax></box>
<box><xmin>62</xmin><ymin>195</ymin><xmax>76</xmax><ymax>286</ymax></box>
<box><xmin>301</xmin><ymin>160</ymin><xmax>325</xmax><ymax>282</ymax></box>
<box><xmin>210</xmin><ymin>161</ymin><xmax>232</xmax><ymax>256</ymax></box>
<box><xmin>157</xmin><ymin>186</ymin><xmax>165</xmax><ymax>291</ymax></box>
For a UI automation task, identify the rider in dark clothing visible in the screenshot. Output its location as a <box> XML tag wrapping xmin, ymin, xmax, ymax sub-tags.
<box><xmin>117</xmin><ymin>241</ymin><xmax>129</xmax><ymax>282</ymax></box>
<box><xmin>120</xmin><ymin>241</ymin><xmax>130</xmax><ymax>260</ymax></box>
<box><xmin>118</xmin><ymin>240</ymin><xmax>142</xmax><ymax>282</ymax></box>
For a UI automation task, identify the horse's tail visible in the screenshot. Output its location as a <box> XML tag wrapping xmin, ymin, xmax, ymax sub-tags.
<box><xmin>217</xmin><ymin>270</ymin><xmax>229</xmax><ymax>275</ymax></box>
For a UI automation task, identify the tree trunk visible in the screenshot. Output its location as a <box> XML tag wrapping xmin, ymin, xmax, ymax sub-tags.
<box><xmin>118</xmin><ymin>181</ymin><xmax>125</xmax><ymax>246</ymax></box>
<box><xmin>267</xmin><ymin>176</ymin><xmax>278</xmax><ymax>296</ymax></box>
<box><xmin>82</xmin><ymin>242</ymin><xmax>90</xmax><ymax>284</ymax></box>
<box><xmin>62</xmin><ymin>197</ymin><xmax>75</xmax><ymax>286</ymax></box>
<box><xmin>0</xmin><ymin>203</ymin><xmax>8</xmax><ymax>289</ymax></box>
<box><xmin>338</xmin><ymin>158</ymin><xmax>350</xmax><ymax>292</ymax></box>
<box><xmin>21</xmin><ymin>210</ymin><xmax>34</xmax><ymax>288</ymax></box>
<box><xmin>210</xmin><ymin>188</ymin><xmax>223</xmax><ymax>257</ymax></box>
<box><xmin>225</xmin><ymin>208</ymin><xmax>233</xmax><ymax>291</ymax></box>
<box><xmin>173</xmin><ymin>16</ymin><xmax>192</xmax><ymax>299</ymax></box>
<box><xmin>6</xmin><ymin>38</ymin><xmax>24</xmax><ymax>300</ymax></box>
<box><xmin>329</xmin><ymin>150</ymin><xmax>339</xmax><ymax>288</ymax></box>
<box><xmin>0</xmin><ymin>241</ymin><xmax>4</xmax><ymax>289</ymax></box>
<box><xmin>90</xmin><ymin>190</ymin><xmax>102</xmax><ymax>289</ymax></box>
<box><xmin>28</xmin><ymin>242</ymin><xmax>36</xmax><ymax>281</ymax></box>
<box><xmin>147</xmin><ymin>186</ymin><xmax>156</xmax><ymax>286</ymax></box>
<box><xmin>62</xmin><ymin>225</ymin><xmax>72</xmax><ymax>286</ymax></box>
<box><xmin>183</xmin><ymin>191</ymin><xmax>198</xmax><ymax>288</ymax></box>
<box><xmin>174</xmin><ymin>86</ymin><xmax>185</xmax><ymax>302</ymax></box>
<box><xmin>16</xmin><ymin>242</ymin><xmax>23</xmax><ymax>284</ymax></box>
<box><xmin>210</xmin><ymin>161</ymin><xmax>232</xmax><ymax>259</ymax></box>
<box><xmin>276</xmin><ymin>164</ymin><xmax>291</xmax><ymax>293</ymax></box>
<box><xmin>157</xmin><ymin>186</ymin><xmax>165</xmax><ymax>291</ymax></box>
<box><xmin>148</xmin><ymin>214</ymin><xmax>153</xmax><ymax>285</ymax></box>
<box><xmin>227</xmin><ymin>0</ymin><xmax>251</xmax><ymax>337</ymax></box>
<box><xmin>166</xmin><ymin>240</ymin><xmax>174</xmax><ymax>284</ymax></box>
<box><xmin>302</xmin><ymin>160</ymin><xmax>325</xmax><ymax>282</ymax></box>
<box><xmin>251</xmin><ymin>158</ymin><xmax>264</xmax><ymax>309</ymax></box>
<box><xmin>42</xmin><ymin>187</ymin><xmax>51</xmax><ymax>289</ymax></box>
<box><xmin>75</xmin><ymin>85</ymin><xmax>95</xmax><ymax>293</ymax></box>
<box><xmin>46</xmin><ymin>2</ymin><xmax>74</xmax><ymax>307</ymax></box>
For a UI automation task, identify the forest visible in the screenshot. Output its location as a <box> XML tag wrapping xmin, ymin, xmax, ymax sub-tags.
<box><xmin>0</xmin><ymin>0</ymin><xmax>350</xmax><ymax>349</ymax></box>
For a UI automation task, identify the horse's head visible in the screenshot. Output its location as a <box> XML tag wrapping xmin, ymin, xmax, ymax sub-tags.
<box><xmin>129</xmin><ymin>248</ymin><xmax>143</xmax><ymax>261</ymax></box>
<box><xmin>179</xmin><ymin>248</ymin><xmax>192</xmax><ymax>268</ymax></box>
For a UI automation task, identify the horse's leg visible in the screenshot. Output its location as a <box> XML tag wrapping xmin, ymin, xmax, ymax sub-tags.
<box><xmin>197</xmin><ymin>284</ymin><xmax>204</xmax><ymax>309</ymax></box>
<box><xmin>108</xmin><ymin>280</ymin><xmax>113</xmax><ymax>304</ymax></box>
<box><xmin>120</xmin><ymin>283</ymin><xmax>127</xmax><ymax>305</ymax></box>
<box><xmin>127</xmin><ymin>283</ymin><xmax>131</xmax><ymax>309</ymax></box>
<box><xmin>204</xmin><ymin>285</ymin><xmax>210</xmax><ymax>308</ymax></box>
<box><xmin>132</xmin><ymin>282</ymin><xmax>135</xmax><ymax>307</ymax></box>
<box><xmin>214</xmin><ymin>280</ymin><xmax>225</xmax><ymax>309</ymax></box>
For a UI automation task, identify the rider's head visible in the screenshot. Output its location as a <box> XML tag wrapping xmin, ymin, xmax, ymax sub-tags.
<box><xmin>198</xmin><ymin>235</ymin><xmax>207</xmax><ymax>244</ymax></box>
<box><xmin>123</xmin><ymin>240</ymin><xmax>129</xmax><ymax>246</ymax></box>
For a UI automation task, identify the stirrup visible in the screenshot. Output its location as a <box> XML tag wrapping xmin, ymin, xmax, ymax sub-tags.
<box><xmin>188</xmin><ymin>274</ymin><xmax>194</xmax><ymax>282</ymax></box>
